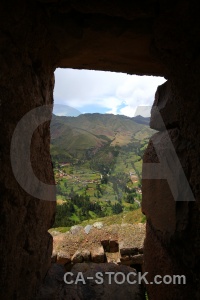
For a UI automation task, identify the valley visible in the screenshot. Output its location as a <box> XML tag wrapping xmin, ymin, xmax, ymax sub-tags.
<box><xmin>50</xmin><ymin>113</ymin><xmax>154</xmax><ymax>229</ymax></box>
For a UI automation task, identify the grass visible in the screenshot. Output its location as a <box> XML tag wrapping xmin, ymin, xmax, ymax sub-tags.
<box><xmin>51</xmin><ymin>113</ymin><xmax>152</xmax><ymax>230</ymax></box>
<box><xmin>51</xmin><ymin>113</ymin><xmax>153</xmax><ymax>163</ymax></box>
<box><xmin>51</xmin><ymin>208</ymin><xmax>146</xmax><ymax>233</ymax></box>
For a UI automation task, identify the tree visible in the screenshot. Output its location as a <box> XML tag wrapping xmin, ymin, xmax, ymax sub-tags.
<box><xmin>126</xmin><ymin>193</ymin><xmax>135</xmax><ymax>204</ymax></box>
<box><xmin>101</xmin><ymin>174</ymin><xmax>108</xmax><ymax>184</ymax></box>
<box><xmin>112</xmin><ymin>203</ymin><xmax>123</xmax><ymax>214</ymax></box>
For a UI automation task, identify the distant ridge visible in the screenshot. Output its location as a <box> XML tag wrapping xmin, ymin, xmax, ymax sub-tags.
<box><xmin>53</xmin><ymin>104</ymin><xmax>81</xmax><ymax>117</ymax></box>
<box><xmin>50</xmin><ymin>113</ymin><xmax>154</xmax><ymax>162</ymax></box>
<box><xmin>132</xmin><ymin>115</ymin><xmax>150</xmax><ymax>126</ymax></box>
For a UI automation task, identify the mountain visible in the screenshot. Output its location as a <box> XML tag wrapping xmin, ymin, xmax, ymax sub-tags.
<box><xmin>53</xmin><ymin>104</ymin><xmax>81</xmax><ymax>117</ymax></box>
<box><xmin>50</xmin><ymin>113</ymin><xmax>154</xmax><ymax>162</ymax></box>
<box><xmin>132</xmin><ymin>115</ymin><xmax>150</xmax><ymax>126</ymax></box>
<box><xmin>50</xmin><ymin>113</ymin><xmax>154</xmax><ymax>228</ymax></box>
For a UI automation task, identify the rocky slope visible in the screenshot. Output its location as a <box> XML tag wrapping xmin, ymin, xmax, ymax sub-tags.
<box><xmin>51</xmin><ymin>222</ymin><xmax>145</xmax><ymax>269</ymax></box>
<box><xmin>36</xmin><ymin>222</ymin><xmax>146</xmax><ymax>299</ymax></box>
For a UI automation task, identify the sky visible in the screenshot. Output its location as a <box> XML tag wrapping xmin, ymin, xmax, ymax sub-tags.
<box><xmin>53</xmin><ymin>68</ymin><xmax>166</xmax><ymax>117</ymax></box>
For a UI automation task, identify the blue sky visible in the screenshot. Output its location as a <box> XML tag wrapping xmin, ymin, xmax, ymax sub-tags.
<box><xmin>54</xmin><ymin>68</ymin><xmax>166</xmax><ymax>117</ymax></box>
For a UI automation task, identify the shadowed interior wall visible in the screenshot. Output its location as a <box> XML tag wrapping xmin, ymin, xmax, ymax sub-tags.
<box><xmin>0</xmin><ymin>0</ymin><xmax>200</xmax><ymax>299</ymax></box>
<box><xmin>0</xmin><ymin>2</ymin><xmax>57</xmax><ymax>298</ymax></box>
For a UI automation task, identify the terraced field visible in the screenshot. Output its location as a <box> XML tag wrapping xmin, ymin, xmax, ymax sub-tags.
<box><xmin>50</xmin><ymin>113</ymin><xmax>154</xmax><ymax>227</ymax></box>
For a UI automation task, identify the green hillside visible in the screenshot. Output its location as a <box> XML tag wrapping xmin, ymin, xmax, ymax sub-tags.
<box><xmin>50</xmin><ymin>113</ymin><xmax>154</xmax><ymax>228</ymax></box>
<box><xmin>51</xmin><ymin>113</ymin><xmax>153</xmax><ymax>160</ymax></box>
<box><xmin>51</xmin><ymin>208</ymin><xmax>146</xmax><ymax>233</ymax></box>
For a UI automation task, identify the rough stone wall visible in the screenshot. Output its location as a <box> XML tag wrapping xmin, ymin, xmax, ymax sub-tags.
<box><xmin>0</xmin><ymin>1</ymin><xmax>165</xmax><ymax>298</ymax></box>
<box><xmin>1</xmin><ymin>0</ymin><xmax>200</xmax><ymax>299</ymax></box>
<box><xmin>142</xmin><ymin>2</ymin><xmax>200</xmax><ymax>299</ymax></box>
<box><xmin>0</xmin><ymin>2</ymin><xmax>57</xmax><ymax>299</ymax></box>
<box><xmin>143</xmin><ymin>80</ymin><xmax>200</xmax><ymax>300</ymax></box>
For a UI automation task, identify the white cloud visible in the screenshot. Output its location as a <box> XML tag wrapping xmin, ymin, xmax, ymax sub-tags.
<box><xmin>54</xmin><ymin>69</ymin><xmax>126</xmax><ymax>107</ymax></box>
<box><xmin>119</xmin><ymin>106</ymin><xmax>137</xmax><ymax>117</ymax></box>
<box><xmin>116</xmin><ymin>75</ymin><xmax>165</xmax><ymax>116</ymax></box>
<box><xmin>54</xmin><ymin>69</ymin><xmax>166</xmax><ymax>117</ymax></box>
<box><xmin>100</xmin><ymin>96</ymin><xmax>122</xmax><ymax>112</ymax></box>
